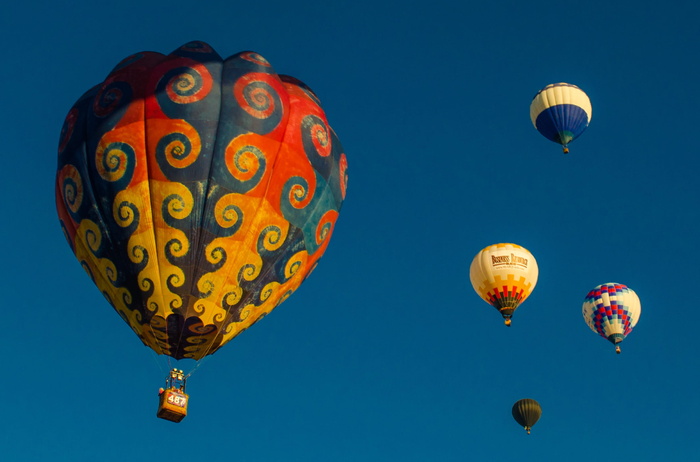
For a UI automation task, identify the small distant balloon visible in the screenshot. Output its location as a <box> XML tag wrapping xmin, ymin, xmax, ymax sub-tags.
<box><xmin>530</xmin><ymin>82</ymin><xmax>591</xmax><ymax>153</ymax></box>
<box><xmin>582</xmin><ymin>283</ymin><xmax>641</xmax><ymax>354</ymax></box>
<box><xmin>469</xmin><ymin>243</ymin><xmax>538</xmax><ymax>326</ymax></box>
<box><xmin>512</xmin><ymin>398</ymin><xmax>541</xmax><ymax>434</ymax></box>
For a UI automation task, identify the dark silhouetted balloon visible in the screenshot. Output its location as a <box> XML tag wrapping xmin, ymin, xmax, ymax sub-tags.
<box><xmin>512</xmin><ymin>399</ymin><xmax>541</xmax><ymax>434</ymax></box>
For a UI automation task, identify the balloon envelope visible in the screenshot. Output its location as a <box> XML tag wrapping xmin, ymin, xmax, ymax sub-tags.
<box><xmin>530</xmin><ymin>83</ymin><xmax>591</xmax><ymax>152</ymax></box>
<box><xmin>56</xmin><ymin>41</ymin><xmax>348</xmax><ymax>360</ymax></box>
<box><xmin>469</xmin><ymin>243</ymin><xmax>538</xmax><ymax>324</ymax></box>
<box><xmin>512</xmin><ymin>398</ymin><xmax>541</xmax><ymax>434</ymax></box>
<box><xmin>582</xmin><ymin>283</ymin><xmax>641</xmax><ymax>351</ymax></box>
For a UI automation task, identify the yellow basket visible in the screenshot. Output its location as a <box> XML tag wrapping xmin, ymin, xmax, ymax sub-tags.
<box><xmin>157</xmin><ymin>388</ymin><xmax>189</xmax><ymax>423</ymax></box>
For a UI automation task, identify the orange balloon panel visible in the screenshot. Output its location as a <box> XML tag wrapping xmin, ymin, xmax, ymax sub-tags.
<box><xmin>56</xmin><ymin>42</ymin><xmax>348</xmax><ymax>359</ymax></box>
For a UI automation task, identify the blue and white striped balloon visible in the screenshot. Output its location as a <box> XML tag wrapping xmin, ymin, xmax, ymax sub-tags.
<box><xmin>530</xmin><ymin>83</ymin><xmax>591</xmax><ymax>153</ymax></box>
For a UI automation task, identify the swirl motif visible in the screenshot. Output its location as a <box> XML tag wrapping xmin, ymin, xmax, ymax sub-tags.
<box><xmin>315</xmin><ymin>211</ymin><xmax>335</xmax><ymax>246</ymax></box>
<box><xmin>233</xmin><ymin>74</ymin><xmax>280</xmax><ymax>119</ymax></box>
<box><xmin>302</xmin><ymin>115</ymin><xmax>332</xmax><ymax>157</ymax></box>
<box><xmin>197</xmin><ymin>278</ymin><xmax>215</xmax><ymax>298</ymax></box>
<box><xmin>165</xmin><ymin>237</ymin><xmax>189</xmax><ymax>259</ymax></box>
<box><xmin>284</xmin><ymin>252</ymin><xmax>305</xmax><ymax>281</ymax></box>
<box><xmin>284</xmin><ymin>176</ymin><xmax>311</xmax><ymax>210</ymax></box>
<box><xmin>95</xmin><ymin>141</ymin><xmax>135</xmax><ymax>183</ymax></box>
<box><xmin>114</xmin><ymin>200</ymin><xmax>139</xmax><ymax>229</ymax></box>
<box><xmin>258</xmin><ymin>225</ymin><xmax>284</xmax><ymax>253</ymax></box>
<box><xmin>239</xmin><ymin>263</ymin><xmax>260</xmax><ymax>282</ymax></box>
<box><xmin>224</xmin><ymin>141</ymin><xmax>266</xmax><ymax>185</ymax></box>
<box><xmin>214</xmin><ymin>194</ymin><xmax>245</xmax><ymax>235</ymax></box>
<box><xmin>240</xmin><ymin>52</ymin><xmax>271</xmax><ymax>66</ymax></box>
<box><xmin>157</xmin><ymin>132</ymin><xmax>199</xmax><ymax>169</ymax></box>
<box><xmin>81</xmin><ymin>220</ymin><xmax>103</xmax><ymax>254</ymax></box>
<box><xmin>93</xmin><ymin>80</ymin><xmax>131</xmax><ymax>118</ymax></box>
<box><xmin>164</xmin><ymin>65</ymin><xmax>211</xmax><ymax>104</ymax></box>
<box><xmin>162</xmin><ymin>190</ymin><xmax>194</xmax><ymax>222</ymax></box>
<box><xmin>260</xmin><ymin>282</ymin><xmax>279</xmax><ymax>302</ymax></box>
<box><xmin>223</xmin><ymin>287</ymin><xmax>243</xmax><ymax>308</ymax></box>
<box><xmin>59</xmin><ymin>164</ymin><xmax>83</xmax><ymax>214</ymax></box>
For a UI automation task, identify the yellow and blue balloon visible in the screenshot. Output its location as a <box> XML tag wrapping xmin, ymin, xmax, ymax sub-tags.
<box><xmin>530</xmin><ymin>83</ymin><xmax>591</xmax><ymax>153</ymax></box>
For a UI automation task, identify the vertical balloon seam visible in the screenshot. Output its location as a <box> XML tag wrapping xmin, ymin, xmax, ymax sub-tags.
<box><xmin>214</xmin><ymin>62</ymin><xmax>304</xmax><ymax>359</ymax></box>
<box><xmin>198</xmin><ymin>70</ymin><xmax>291</xmax><ymax>360</ymax></box>
<box><xmin>175</xmin><ymin>52</ymin><xmax>224</xmax><ymax>360</ymax></box>
<box><xmin>144</xmin><ymin>53</ymin><xmax>173</xmax><ymax>357</ymax></box>
<box><xmin>83</xmin><ymin>82</ymin><xmax>146</xmax><ymax>353</ymax></box>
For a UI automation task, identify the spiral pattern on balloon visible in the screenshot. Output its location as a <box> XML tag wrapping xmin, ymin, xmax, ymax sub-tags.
<box><xmin>214</xmin><ymin>194</ymin><xmax>244</xmax><ymax>234</ymax></box>
<box><xmin>223</xmin><ymin>287</ymin><xmax>243</xmax><ymax>308</ymax></box>
<box><xmin>284</xmin><ymin>176</ymin><xmax>311</xmax><ymax>209</ymax></box>
<box><xmin>258</xmin><ymin>225</ymin><xmax>284</xmax><ymax>253</ymax></box>
<box><xmin>130</xmin><ymin>244</ymin><xmax>148</xmax><ymax>265</ymax></box>
<box><xmin>58</xmin><ymin>108</ymin><xmax>78</xmax><ymax>153</ymax></box>
<box><xmin>167</xmin><ymin>273</ymin><xmax>185</xmax><ymax>292</ymax></box>
<box><xmin>163</xmin><ymin>192</ymin><xmax>194</xmax><ymax>221</ymax></box>
<box><xmin>260</xmin><ymin>281</ymin><xmax>278</xmax><ymax>302</ymax></box>
<box><xmin>96</xmin><ymin>141</ymin><xmax>135</xmax><ymax>183</ymax></box>
<box><xmin>59</xmin><ymin>165</ymin><xmax>83</xmax><ymax>214</ymax></box>
<box><xmin>82</xmin><ymin>220</ymin><xmax>102</xmax><ymax>253</ymax></box>
<box><xmin>93</xmin><ymin>80</ymin><xmax>130</xmax><ymax>117</ymax></box>
<box><xmin>234</xmin><ymin>75</ymin><xmax>280</xmax><ymax>119</ymax></box>
<box><xmin>225</xmin><ymin>142</ymin><xmax>266</xmax><ymax>185</ymax></box>
<box><xmin>316</xmin><ymin>210</ymin><xmax>335</xmax><ymax>246</ymax></box>
<box><xmin>157</xmin><ymin>131</ymin><xmax>200</xmax><ymax>169</ymax></box>
<box><xmin>140</xmin><ymin>275</ymin><xmax>154</xmax><ymax>293</ymax></box>
<box><xmin>284</xmin><ymin>252</ymin><xmax>305</xmax><ymax>280</ymax></box>
<box><xmin>197</xmin><ymin>278</ymin><xmax>215</xmax><ymax>298</ymax></box>
<box><xmin>114</xmin><ymin>200</ymin><xmax>138</xmax><ymax>229</ymax></box>
<box><xmin>165</xmin><ymin>238</ymin><xmax>189</xmax><ymax>261</ymax></box>
<box><xmin>302</xmin><ymin>115</ymin><xmax>332</xmax><ymax>157</ymax></box>
<box><xmin>240</xmin><ymin>52</ymin><xmax>271</xmax><ymax>66</ymax></box>
<box><xmin>239</xmin><ymin>263</ymin><xmax>260</xmax><ymax>282</ymax></box>
<box><xmin>188</xmin><ymin>318</ymin><xmax>219</xmax><ymax>334</ymax></box>
<box><xmin>104</xmin><ymin>259</ymin><xmax>118</xmax><ymax>284</ymax></box>
<box><xmin>164</xmin><ymin>65</ymin><xmax>210</xmax><ymax>104</ymax></box>
<box><xmin>207</xmin><ymin>245</ymin><xmax>226</xmax><ymax>265</ymax></box>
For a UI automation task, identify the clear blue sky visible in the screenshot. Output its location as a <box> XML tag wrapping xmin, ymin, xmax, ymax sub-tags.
<box><xmin>3</xmin><ymin>1</ymin><xmax>699</xmax><ymax>460</ymax></box>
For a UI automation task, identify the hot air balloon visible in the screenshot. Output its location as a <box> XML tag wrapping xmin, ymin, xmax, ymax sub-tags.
<box><xmin>582</xmin><ymin>283</ymin><xmax>641</xmax><ymax>354</ymax></box>
<box><xmin>469</xmin><ymin>243</ymin><xmax>538</xmax><ymax>326</ymax></box>
<box><xmin>56</xmin><ymin>41</ymin><xmax>348</xmax><ymax>420</ymax></box>
<box><xmin>512</xmin><ymin>399</ymin><xmax>541</xmax><ymax>434</ymax></box>
<box><xmin>530</xmin><ymin>82</ymin><xmax>591</xmax><ymax>153</ymax></box>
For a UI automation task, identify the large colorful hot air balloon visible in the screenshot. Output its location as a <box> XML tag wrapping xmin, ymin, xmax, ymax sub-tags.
<box><xmin>56</xmin><ymin>41</ymin><xmax>348</xmax><ymax>362</ymax></box>
<box><xmin>530</xmin><ymin>82</ymin><xmax>591</xmax><ymax>153</ymax></box>
<box><xmin>512</xmin><ymin>398</ymin><xmax>541</xmax><ymax>434</ymax></box>
<box><xmin>469</xmin><ymin>243</ymin><xmax>538</xmax><ymax>326</ymax></box>
<box><xmin>582</xmin><ymin>283</ymin><xmax>641</xmax><ymax>354</ymax></box>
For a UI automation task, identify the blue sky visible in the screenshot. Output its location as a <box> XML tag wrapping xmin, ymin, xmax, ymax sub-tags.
<box><xmin>3</xmin><ymin>0</ymin><xmax>699</xmax><ymax>460</ymax></box>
